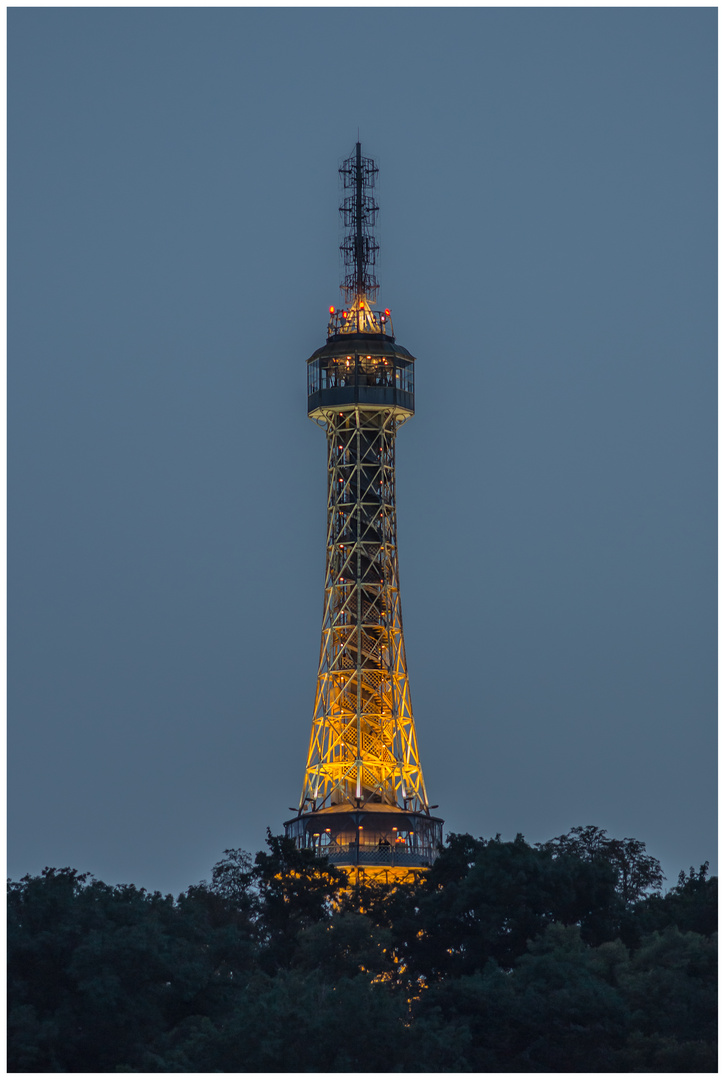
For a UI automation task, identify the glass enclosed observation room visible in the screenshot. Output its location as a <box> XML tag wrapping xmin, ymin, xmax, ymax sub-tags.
<box><xmin>284</xmin><ymin>807</ymin><xmax>443</xmax><ymax>870</ymax></box>
<box><xmin>308</xmin><ymin>354</ymin><xmax>414</xmax><ymax>394</ymax></box>
<box><xmin>306</xmin><ymin>335</ymin><xmax>416</xmax><ymax>416</ymax></box>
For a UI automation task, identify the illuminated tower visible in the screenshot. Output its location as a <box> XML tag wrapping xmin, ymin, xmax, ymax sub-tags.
<box><xmin>284</xmin><ymin>144</ymin><xmax>443</xmax><ymax>884</ymax></box>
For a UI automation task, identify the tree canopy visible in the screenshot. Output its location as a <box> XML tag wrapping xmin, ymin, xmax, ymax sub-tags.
<box><xmin>8</xmin><ymin>826</ymin><xmax>717</xmax><ymax>1072</ymax></box>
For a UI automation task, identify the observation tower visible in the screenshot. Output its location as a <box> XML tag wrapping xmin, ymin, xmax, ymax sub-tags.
<box><xmin>284</xmin><ymin>144</ymin><xmax>443</xmax><ymax>884</ymax></box>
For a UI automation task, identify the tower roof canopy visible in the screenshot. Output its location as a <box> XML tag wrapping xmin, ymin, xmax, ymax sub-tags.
<box><xmin>306</xmin><ymin>333</ymin><xmax>415</xmax><ymax>366</ymax></box>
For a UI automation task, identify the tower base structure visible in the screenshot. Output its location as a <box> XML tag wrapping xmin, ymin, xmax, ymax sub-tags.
<box><xmin>284</xmin><ymin>803</ymin><xmax>444</xmax><ymax>885</ymax></box>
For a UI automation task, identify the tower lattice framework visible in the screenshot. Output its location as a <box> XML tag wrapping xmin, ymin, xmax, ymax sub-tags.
<box><xmin>284</xmin><ymin>144</ymin><xmax>443</xmax><ymax>884</ymax></box>
<box><xmin>303</xmin><ymin>406</ymin><xmax>426</xmax><ymax>812</ymax></box>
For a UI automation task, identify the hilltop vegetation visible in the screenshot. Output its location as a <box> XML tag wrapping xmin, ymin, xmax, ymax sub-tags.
<box><xmin>8</xmin><ymin>827</ymin><xmax>716</xmax><ymax>1072</ymax></box>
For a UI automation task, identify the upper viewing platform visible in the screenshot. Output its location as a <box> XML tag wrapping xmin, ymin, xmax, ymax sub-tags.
<box><xmin>307</xmin><ymin>299</ymin><xmax>415</xmax><ymax>418</ymax></box>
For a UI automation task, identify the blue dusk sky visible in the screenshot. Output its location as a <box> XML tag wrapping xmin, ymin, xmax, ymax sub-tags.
<box><xmin>8</xmin><ymin>7</ymin><xmax>716</xmax><ymax>896</ymax></box>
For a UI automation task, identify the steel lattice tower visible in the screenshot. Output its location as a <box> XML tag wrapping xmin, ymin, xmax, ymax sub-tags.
<box><xmin>284</xmin><ymin>144</ymin><xmax>443</xmax><ymax>884</ymax></box>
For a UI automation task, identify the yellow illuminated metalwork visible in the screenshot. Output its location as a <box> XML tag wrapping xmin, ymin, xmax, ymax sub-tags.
<box><xmin>300</xmin><ymin>404</ymin><xmax>428</xmax><ymax>814</ymax></box>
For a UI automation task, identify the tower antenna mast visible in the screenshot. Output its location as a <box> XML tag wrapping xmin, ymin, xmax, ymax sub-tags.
<box><xmin>340</xmin><ymin>142</ymin><xmax>379</xmax><ymax>319</ymax></box>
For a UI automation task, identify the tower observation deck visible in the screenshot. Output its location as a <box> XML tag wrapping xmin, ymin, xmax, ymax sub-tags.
<box><xmin>284</xmin><ymin>144</ymin><xmax>443</xmax><ymax>884</ymax></box>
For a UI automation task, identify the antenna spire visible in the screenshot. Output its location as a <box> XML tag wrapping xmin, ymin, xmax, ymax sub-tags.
<box><xmin>340</xmin><ymin>142</ymin><xmax>379</xmax><ymax>305</ymax></box>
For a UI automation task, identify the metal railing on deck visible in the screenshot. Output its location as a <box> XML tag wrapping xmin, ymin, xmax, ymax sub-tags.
<box><xmin>321</xmin><ymin>844</ymin><xmax>434</xmax><ymax>868</ymax></box>
<box><xmin>327</xmin><ymin>307</ymin><xmax>394</xmax><ymax>338</ymax></box>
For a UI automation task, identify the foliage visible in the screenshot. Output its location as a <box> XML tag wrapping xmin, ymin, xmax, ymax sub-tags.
<box><xmin>632</xmin><ymin>862</ymin><xmax>717</xmax><ymax>938</ymax></box>
<box><xmin>539</xmin><ymin>824</ymin><xmax>664</xmax><ymax>902</ymax></box>
<box><xmin>393</xmin><ymin>831</ymin><xmax>622</xmax><ymax>981</ymax></box>
<box><xmin>7</xmin><ymin>827</ymin><xmax>717</xmax><ymax>1072</ymax></box>
<box><xmin>251</xmin><ymin>829</ymin><xmax>348</xmax><ymax>969</ymax></box>
<box><xmin>8</xmin><ymin>868</ymin><xmax>256</xmax><ymax>1072</ymax></box>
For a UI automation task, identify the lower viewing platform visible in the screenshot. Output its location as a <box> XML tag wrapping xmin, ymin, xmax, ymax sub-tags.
<box><xmin>283</xmin><ymin>803</ymin><xmax>444</xmax><ymax>873</ymax></box>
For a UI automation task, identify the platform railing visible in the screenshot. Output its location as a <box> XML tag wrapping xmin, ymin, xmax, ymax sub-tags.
<box><xmin>314</xmin><ymin>843</ymin><xmax>436</xmax><ymax>868</ymax></box>
<box><xmin>327</xmin><ymin>307</ymin><xmax>394</xmax><ymax>338</ymax></box>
